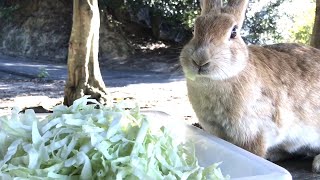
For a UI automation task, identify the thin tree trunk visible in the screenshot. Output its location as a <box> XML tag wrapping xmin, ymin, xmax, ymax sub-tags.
<box><xmin>64</xmin><ymin>0</ymin><xmax>109</xmax><ymax>106</ymax></box>
<box><xmin>311</xmin><ymin>0</ymin><xmax>320</xmax><ymax>49</ymax></box>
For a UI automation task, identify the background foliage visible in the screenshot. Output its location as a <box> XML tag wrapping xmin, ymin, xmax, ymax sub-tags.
<box><xmin>100</xmin><ymin>0</ymin><xmax>315</xmax><ymax>45</ymax></box>
<box><xmin>243</xmin><ymin>0</ymin><xmax>286</xmax><ymax>44</ymax></box>
<box><xmin>1</xmin><ymin>0</ymin><xmax>316</xmax><ymax>45</ymax></box>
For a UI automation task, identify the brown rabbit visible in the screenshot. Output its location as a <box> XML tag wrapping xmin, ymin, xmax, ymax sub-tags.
<box><xmin>180</xmin><ymin>0</ymin><xmax>320</xmax><ymax>172</ymax></box>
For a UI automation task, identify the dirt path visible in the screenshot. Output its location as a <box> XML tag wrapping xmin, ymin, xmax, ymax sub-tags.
<box><xmin>0</xmin><ymin>78</ymin><xmax>198</xmax><ymax>124</ymax></box>
<box><xmin>0</xmin><ymin>46</ymin><xmax>199</xmax><ymax>124</ymax></box>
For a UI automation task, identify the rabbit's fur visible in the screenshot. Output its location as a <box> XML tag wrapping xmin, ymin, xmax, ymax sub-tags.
<box><xmin>180</xmin><ymin>0</ymin><xmax>320</xmax><ymax>172</ymax></box>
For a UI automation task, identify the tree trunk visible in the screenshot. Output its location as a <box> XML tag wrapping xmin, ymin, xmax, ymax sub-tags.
<box><xmin>64</xmin><ymin>0</ymin><xmax>109</xmax><ymax>106</ymax></box>
<box><xmin>311</xmin><ymin>0</ymin><xmax>320</xmax><ymax>49</ymax></box>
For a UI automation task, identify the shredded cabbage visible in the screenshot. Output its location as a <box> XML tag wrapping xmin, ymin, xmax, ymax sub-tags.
<box><xmin>0</xmin><ymin>96</ymin><xmax>228</xmax><ymax>180</ymax></box>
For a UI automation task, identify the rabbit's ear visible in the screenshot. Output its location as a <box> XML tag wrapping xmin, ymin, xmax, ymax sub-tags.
<box><xmin>223</xmin><ymin>0</ymin><xmax>248</xmax><ymax>29</ymax></box>
<box><xmin>200</xmin><ymin>0</ymin><xmax>222</xmax><ymax>15</ymax></box>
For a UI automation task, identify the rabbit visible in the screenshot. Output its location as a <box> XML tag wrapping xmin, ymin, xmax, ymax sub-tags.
<box><xmin>180</xmin><ymin>0</ymin><xmax>320</xmax><ymax>173</ymax></box>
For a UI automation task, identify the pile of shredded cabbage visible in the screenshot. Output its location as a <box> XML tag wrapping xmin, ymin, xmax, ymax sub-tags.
<box><xmin>0</xmin><ymin>96</ymin><xmax>227</xmax><ymax>179</ymax></box>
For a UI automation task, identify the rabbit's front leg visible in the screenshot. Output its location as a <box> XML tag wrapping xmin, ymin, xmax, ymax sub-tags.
<box><xmin>234</xmin><ymin>134</ymin><xmax>267</xmax><ymax>158</ymax></box>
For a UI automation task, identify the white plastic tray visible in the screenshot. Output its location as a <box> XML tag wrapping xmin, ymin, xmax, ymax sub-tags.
<box><xmin>143</xmin><ymin>111</ymin><xmax>292</xmax><ymax>180</ymax></box>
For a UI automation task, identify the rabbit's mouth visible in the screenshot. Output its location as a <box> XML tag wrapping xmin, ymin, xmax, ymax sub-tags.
<box><xmin>189</xmin><ymin>65</ymin><xmax>245</xmax><ymax>81</ymax></box>
<box><xmin>197</xmin><ymin>65</ymin><xmax>210</xmax><ymax>75</ymax></box>
<box><xmin>183</xmin><ymin>64</ymin><xmax>212</xmax><ymax>81</ymax></box>
<box><xmin>182</xmin><ymin>54</ymin><xmax>247</xmax><ymax>81</ymax></box>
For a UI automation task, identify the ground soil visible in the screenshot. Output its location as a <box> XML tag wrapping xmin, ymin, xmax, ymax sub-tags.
<box><xmin>0</xmin><ymin>80</ymin><xmax>198</xmax><ymax>126</ymax></box>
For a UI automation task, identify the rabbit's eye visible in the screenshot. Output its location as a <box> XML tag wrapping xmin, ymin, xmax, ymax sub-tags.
<box><xmin>230</xmin><ymin>25</ymin><xmax>238</xmax><ymax>39</ymax></box>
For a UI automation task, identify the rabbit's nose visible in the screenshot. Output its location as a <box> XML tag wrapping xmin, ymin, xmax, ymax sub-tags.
<box><xmin>200</xmin><ymin>61</ymin><xmax>210</xmax><ymax>68</ymax></box>
<box><xmin>192</xmin><ymin>60</ymin><xmax>210</xmax><ymax>74</ymax></box>
<box><xmin>192</xmin><ymin>60</ymin><xmax>210</xmax><ymax>67</ymax></box>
